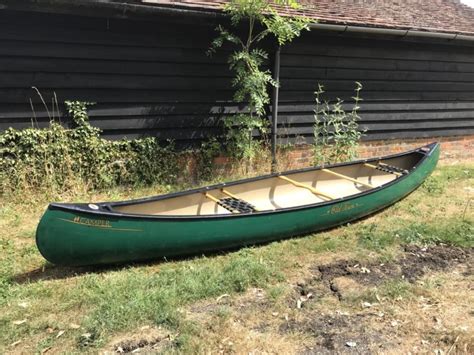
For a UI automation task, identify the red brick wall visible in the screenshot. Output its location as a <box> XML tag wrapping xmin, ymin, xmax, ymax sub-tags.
<box><xmin>357</xmin><ymin>136</ymin><xmax>474</xmax><ymax>161</ymax></box>
<box><xmin>282</xmin><ymin>135</ymin><xmax>473</xmax><ymax>170</ymax></box>
<box><xmin>182</xmin><ymin>135</ymin><xmax>473</xmax><ymax>180</ymax></box>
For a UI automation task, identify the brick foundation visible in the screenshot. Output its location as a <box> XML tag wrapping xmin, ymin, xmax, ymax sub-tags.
<box><xmin>182</xmin><ymin>135</ymin><xmax>473</xmax><ymax>180</ymax></box>
<box><xmin>278</xmin><ymin>135</ymin><xmax>474</xmax><ymax>170</ymax></box>
<box><xmin>357</xmin><ymin>136</ymin><xmax>474</xmax><ymax>161</ymax></box>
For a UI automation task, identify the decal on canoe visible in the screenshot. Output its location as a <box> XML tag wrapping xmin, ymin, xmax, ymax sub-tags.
<box><xmin>326</xmin><ymin>202</ymin><xmax>362</xmax><ymax>215</ymax></box>
<box><xmin>57</xmin><ymin>217</ymin><xmax>142</xmax><ymax>232</ymax></box>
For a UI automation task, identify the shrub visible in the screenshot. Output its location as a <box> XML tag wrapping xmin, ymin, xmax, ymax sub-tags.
<box><xmin>0</xmin><ymin>101</ymin><xmax>180</xmax><ymax>196</ymax></box>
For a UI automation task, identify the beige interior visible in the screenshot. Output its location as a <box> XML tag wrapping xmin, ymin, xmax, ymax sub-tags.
<box><xmin>114</xmin><ymin>154</ymin><xmax>421</xmax><ymax>216</ymax></box>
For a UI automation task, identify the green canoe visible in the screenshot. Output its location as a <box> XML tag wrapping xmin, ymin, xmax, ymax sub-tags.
<box><xmin>36</xmin><ymin>143</ymin><xmax>439</xmax><ymax>266</ymax></box>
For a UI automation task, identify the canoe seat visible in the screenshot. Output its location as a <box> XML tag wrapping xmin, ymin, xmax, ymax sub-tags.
<box><xmin>218</xmin><ymin>197</ymin><xmax>257</xmax><ymax>213</ymax></box>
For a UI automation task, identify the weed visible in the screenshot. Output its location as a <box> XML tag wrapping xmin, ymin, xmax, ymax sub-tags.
<box><xmin>422</xmin><ymin>165</ymin><xmax>472</xmax><ymax>196</ymax></box>
<box><xmin>395</xmin><ymin>219</ymin><xmax>473</xmax><ymax>247</ymax></box>
<box><xmin>313</xmin><ymin>82</ymin><xmax>365</xmax><ymax>165</ymax></box>
<box><xmin>195</xmin><ymin>137</ymin><xmax>221</xmax><ymax>181</ymax></box>
<box><xmin>310</xmin><ymin>235</ymin><xmax>347</xmax><ymax>253</ymax></box>
<box><xmin>216</xmin><ymin>306</ymin><xmax>232</xmax><ymax>321</ymax></box>
<box><xmin>378</xmin><ymin>279</ymin><xmax>413</xmax><ymax>300</ymax></box>
<box><xmin>267</xmin><ymin>284</ymin><xmax>287</xmax><ymax>304</ymax></box>
<box><xmin>421</xmin><ymin>276</ymin><xmax>445</xmax><ymax>290</ymax></box>
<box><xmin>421</xmin><ymin>174</ymin><xmax>445</xmax><ymax>195</ymax></box>
<box><xmin>357</xmin><ymin>223</ymin><xmax>397</xmax><ymax>251</ymax></box>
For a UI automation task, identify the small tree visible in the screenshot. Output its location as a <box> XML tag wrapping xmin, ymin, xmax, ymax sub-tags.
<box><xmin>208</xmin><ymin>0</ymin><xmax>309</xmax><ymax>160</ymax></box>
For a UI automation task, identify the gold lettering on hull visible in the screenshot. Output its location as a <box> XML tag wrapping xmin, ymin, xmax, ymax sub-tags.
<box><xmin>57</xmin><ymin>217</ymin><xmax>142</xmax><ymax>232</ymax></box>
<box><xmin>73</xmin><ymin>216</ymin><xmax>112</xmax><ymax>228</ymax></box>
<box><xmin>326</xmin><ymin>202</ymin><xmax>361</xmax><ymax>215</ymax></box>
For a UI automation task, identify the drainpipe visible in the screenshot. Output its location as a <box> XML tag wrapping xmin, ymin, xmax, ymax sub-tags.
<box><xmin>271</xmin><ymin>45</ymin><xmax>281</xmax><ymax>173</ymax></box>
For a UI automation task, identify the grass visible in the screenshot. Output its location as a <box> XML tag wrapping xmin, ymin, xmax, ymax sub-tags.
<box><xmin>0</xmin><ymin>163</ymin><xmax>472</xmax><ymax>352</ymax></box>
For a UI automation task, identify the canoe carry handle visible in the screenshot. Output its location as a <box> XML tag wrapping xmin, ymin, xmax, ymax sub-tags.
<box><xmin>278</xmin><ymin>175</ymin><xmax>334</xmax><ymax>200</ymax></box>
<box><xmin>321</xmin><ymin>168</ymin><xmax>374</xmax><ymax>188</ymax></box>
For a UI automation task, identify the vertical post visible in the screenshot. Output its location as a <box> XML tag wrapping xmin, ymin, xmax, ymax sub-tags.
<box><xmin>271</xmin><ymin>45</ymin><xmax>281</xmax><ymax>173</ymax></box>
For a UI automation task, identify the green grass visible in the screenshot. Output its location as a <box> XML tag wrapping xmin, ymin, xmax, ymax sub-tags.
<box><xmin>0</xmin><ymin>164</ymin><xmax>472</xmax><ymax>352</ymax></box>
<box><xmin>357</xmin><ymin>218</ymin><xmax>473</xmax><ymax>250</ymax></box>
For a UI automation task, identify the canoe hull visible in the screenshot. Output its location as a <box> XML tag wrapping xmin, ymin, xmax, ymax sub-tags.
<box><xmin>36</xmin><ymin>144</ymin><xmax>439</xmax><ymax>266</ymax></box>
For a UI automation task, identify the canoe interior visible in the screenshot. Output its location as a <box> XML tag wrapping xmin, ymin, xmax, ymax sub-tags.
<box><xmin>113</xmin><ymin>153</ymin><xmax>424</xmax><ymax>216</ymax></box>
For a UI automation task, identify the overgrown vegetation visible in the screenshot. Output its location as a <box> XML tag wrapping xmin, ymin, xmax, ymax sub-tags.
<box><xmin>312</xmin><ymin>82</ymin><xmax>365</xmax><ymax>165</ymax></box>
<box><xmin>208</xmin><ymin>0</ymin><xmax>309</xmax><ymax>160</ymax></box>
<box><xmin>0</xmin><ymin>101</ymin><xmax>180</xmax><ymax>196</ymax></box>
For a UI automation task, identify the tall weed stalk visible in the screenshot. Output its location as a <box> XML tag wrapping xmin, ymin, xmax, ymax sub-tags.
<box><xmin>313</xmin><ymin>82</ymin><xmax>365</xmax><ymax>165</ymax></box>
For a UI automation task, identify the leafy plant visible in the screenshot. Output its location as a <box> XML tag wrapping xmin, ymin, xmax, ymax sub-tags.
<box><xmin>208</xmin><ymin>0</ymin><xmax>309</xmax><ymax>160</ymax></box>
<box><xmin>196</xmin><ymin>136</ymin><xmax>222</xmax><ymax>181</ymax></box>
<box><xmin>0</xmin><ymin>101</ymin><xmax>180</xmax><ymax>195</ymax></box>
<box><xmin>313</xmin><ymin>82</ymin><xmax>365</xmax><ymax>165</ymax></box>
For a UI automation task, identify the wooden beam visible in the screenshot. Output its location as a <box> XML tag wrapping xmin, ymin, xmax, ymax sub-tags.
<box><xmin>278</xmin><ymin>175</ymin><xmax>334</xmax><ymax>200</ymax></box>
<box><xmin>221</xmin><ymin>189</ymin><xmax>262</xmax><ymax>212</ymax></box>
<box><xmin>364</xmin><ymin>163</ymin><xmax>402</xmax><ymax>177</ymax></box>
<box><xmin>321</xmin><ymin>168</ymin><xmax>375</xmax><ymax>188</ymax></box>
<box><xmin>220</xmin><ymin>189</ymin><xmax>240</xmax><ymax>200</ymax></box>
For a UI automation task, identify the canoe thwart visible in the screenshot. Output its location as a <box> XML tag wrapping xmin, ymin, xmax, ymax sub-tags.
<box><xmin>278</xmin><ymin>175</ymin><xmax>334</xmax><ymax>200</ymax></box>
<box><xmin>321</xmin><ymin>168</ymin><xmax>374</xmax><ymax>188</ymax></box>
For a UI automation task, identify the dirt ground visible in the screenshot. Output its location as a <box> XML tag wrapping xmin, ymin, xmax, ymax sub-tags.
<box><xmin>104</xmin><ymin>245</ymin><xmax>473</xmax><ymax>354</ymax></box>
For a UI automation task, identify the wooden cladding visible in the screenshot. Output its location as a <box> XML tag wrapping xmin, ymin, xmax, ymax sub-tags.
<box><xmin>0</xmin><ymin>10</ymin><xmax>473</xmax><ymax>147</ymax></box>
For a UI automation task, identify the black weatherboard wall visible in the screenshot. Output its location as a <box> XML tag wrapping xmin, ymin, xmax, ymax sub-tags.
<box><xmin>279</xmin><ymin>31</ymin><xmax>474</xmax><ymax>142</ymax></box>
<box><xmin>1</xmin><ymin>9</ymin><xmax>473</xmax><ymax>148</ymax></box>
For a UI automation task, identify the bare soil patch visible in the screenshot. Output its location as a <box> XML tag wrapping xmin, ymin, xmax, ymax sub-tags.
<box><xmin>311</xmin><ymin>245</ymin><xmax>473</xmax><ymax>299</ymax></box>
<box><xmin>279</xmin><ymin>245</ymin><xmax>474</xmax><ymax>353</ymax></box>
<box><xmin>104</xmin><ymin>327</ymin><xmax>174</xmax><ymax>354</ymax></box>
<box><xmin>281</xmin><ymin>312</ymin><xmax>397</xmax><ymax>354</ymax></box>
